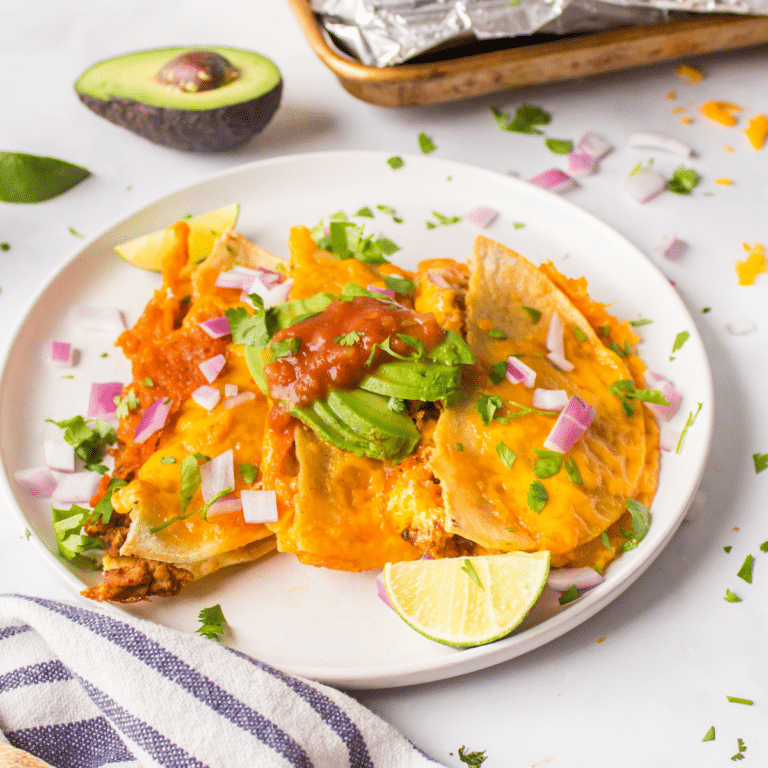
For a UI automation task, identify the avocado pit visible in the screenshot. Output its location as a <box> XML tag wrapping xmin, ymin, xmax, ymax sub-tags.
<box><xmin>157</xmin><ymin>50</ymin><xmax>241</xmax><ymax>93</ymax></box>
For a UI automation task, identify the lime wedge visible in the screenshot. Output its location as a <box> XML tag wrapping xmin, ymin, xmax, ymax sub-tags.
<box><xmin>383</xmin><ymin>551</ymin><xmax>550</xmax><ymax>648</ymax></box>
<box><xmin>114</xmin><ymin>202</ymin><xmax>239</xmax><ymax>270</ymax></box>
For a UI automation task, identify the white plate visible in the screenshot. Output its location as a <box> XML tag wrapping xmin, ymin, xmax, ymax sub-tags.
<box><xmin>0</xmin><ymin>151</ymin><xmax>713</xmax><ymax>689</ymax></box>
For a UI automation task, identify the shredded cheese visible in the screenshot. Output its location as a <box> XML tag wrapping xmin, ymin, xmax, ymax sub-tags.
<box><xmin>735</xmin><ymin>242</ymin><xmax>767</xmax><ymax>286</ymax></box>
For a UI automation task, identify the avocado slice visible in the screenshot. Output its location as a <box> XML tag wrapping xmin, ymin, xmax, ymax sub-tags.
<box><xmin>288</xmin><ymin>401</ymin><xmax>379</xmax><ymax>460</ymax></box>
<box><xmin>75</xmin><ymin>47</ymin><xmax>282</xmax><ymax>152</ymax></box>
<box><xmin>359</xmin><ymin>361</ymin><xmax>461</xmax><ymax>402</ymax></box>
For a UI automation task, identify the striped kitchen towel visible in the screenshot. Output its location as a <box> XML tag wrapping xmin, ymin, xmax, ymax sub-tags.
<box><xmin>0</xmin><ymin>594</ymin><xmax>444</xmax><ymax>768</ymax></box>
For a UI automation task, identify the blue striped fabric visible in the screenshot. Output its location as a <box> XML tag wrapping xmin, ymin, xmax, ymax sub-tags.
<box><xmin>0</xmin><ymin>595</ymin><xmax>444</xmax><ymax>768</ymax></box>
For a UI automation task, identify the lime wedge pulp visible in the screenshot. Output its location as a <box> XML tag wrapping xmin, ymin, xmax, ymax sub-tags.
<box><xmin>114</xmin><ymin>202</ymin><xmax>239</xmax><ymax>270</ymax></box>
<box><xmin>383</xmin><ymin>551</ymin><xmax>551</xmax><ymax>648</ymax></box>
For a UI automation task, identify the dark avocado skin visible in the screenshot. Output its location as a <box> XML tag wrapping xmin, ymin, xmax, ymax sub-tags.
<box><xmin>77</xmin><ymin>82</ymin><xmax>282</xmax><ymax>152</ymax></box>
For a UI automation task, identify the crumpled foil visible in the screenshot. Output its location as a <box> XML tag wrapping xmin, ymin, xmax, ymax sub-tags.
<box><xmin>311</xmin><ymin>0</ymin><xmax>768</xmax><ymax>66</ymax></box>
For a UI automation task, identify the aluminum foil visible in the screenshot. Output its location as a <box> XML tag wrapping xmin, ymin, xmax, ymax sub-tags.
<box><xmin>311</xmin><ymin>0</ymin><xmax>768</xmax><ymax>66</ymax></box>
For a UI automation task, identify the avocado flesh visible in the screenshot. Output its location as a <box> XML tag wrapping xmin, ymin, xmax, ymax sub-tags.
<box><xmin>74</xmin><ymin>46</ymin><xmax>282</xmax><ymax>152</ymax></box>
<box><xmin>359</xmin><ymin>361</ymin><xmax>461</xmax><ymax>401</ymax></box>
<box><xmin>327</xmin><ymin>389</ymin><xmax>421</xmax><ymax>443</ymax></box>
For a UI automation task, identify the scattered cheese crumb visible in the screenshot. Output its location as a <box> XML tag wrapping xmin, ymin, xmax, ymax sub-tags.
<box><xmin>597</xmin><ymin>636</ymin><xmax>606</xmax><ymax>644</ymax></box>
<box><xmin>715</xmin><ymin>178</ymin><xmax>733</xmax><ymax>185</ymax></box>
<box><xmin>735</xmin><ymin>242</ymin><xmax>767</xmax><ymax>285</ymax></box>
<box><xmin>679</xmin><ymin>117</ymin><xmax>693</xmax><ymax>125</ymax></box>
<box><xmin>744</xmin><ymin>114</ymin><xmax>768</xmax><ymax>150</ymax></box>
<box><xmin>677</xmin><ymin>64</ymin><xmax>704</xmax><ymax>83</ymax></box>
<box><xmin>666</xmin><ymin>91</ymin><xmax>677</xmax><ymax>100</ymax></box>
<box><xmin>671</xmin><ymin>106</ymin><xmax>687</xmax><ymax>115</ymax></box>
<box><xmin>723</xmin><ymin>144</ymin><xmax>735</xmax><ymax>153</ymax></box>
<box><xmin>698</xmin><ymin>101</ymin><xmax>741</xmax><ymax>126</ymax></box>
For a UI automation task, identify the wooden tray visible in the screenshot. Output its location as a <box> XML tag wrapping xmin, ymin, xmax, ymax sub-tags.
<box><xmin>286</xmin><ymin>0</ymin><xmax>768</xmax><ymax>107</ymax></box>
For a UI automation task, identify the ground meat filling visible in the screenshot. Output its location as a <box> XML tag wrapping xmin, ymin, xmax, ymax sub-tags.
<box><xmin>81</xmin><ymin>559</ymin><xmax>193</xmax><ymax>603</ymax></box>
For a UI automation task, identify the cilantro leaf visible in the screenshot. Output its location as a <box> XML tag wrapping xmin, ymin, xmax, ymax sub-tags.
<box><xmin>495</xmin><ymin>440</ymin><xmax>516</xmax><ymax>469</ymax></box>
<box><xmin>196</xmin><ymin>603</ymin><xmax>227</xmax><ymax>641</ymax></box>
<box><xmin>383</xmin><ymin>275</ymin><xmax>416</xmax><ymax>296</ymax></box>
<box><xmin>476</xmin><ymin>393</ymin><xmax>504</xmax><ymax>426</ymax></box>
<box><xmin>44</xmin><ymin>415</ymin><xmax>116</xmax><ymax>470</ymax></box>
<box><xmin>355</xmin><ymin>206</ymin><xmax>374</xmax><ymax>218</ymax></box>
<box><xmin>239</xmin><ymin>463</ymin><xmax>258</xmax><ymax>483</ymax></box>
<box><xmin>458</xmin><ymin>746</ymin><xmax>487</xmax><ymax>766</ymax></box>
<box><xmin>335</xmin><ymin>330</ymin><xmax>362</xmax><ymax>347</ymax></box>
<box><xmin>91</xmin><ymin>477</ymin><xmax>128</xmax><ymax>525</ymax></box>
<box><xmin>671</xmin><ymin>330</ymin><xmax>690</xmax><ymax>354</ymax></box>
<box><xmin>418</xmin><ymin>132</ymin><xmax>437</xmax><ymax>154</ymax></box>
<box><xmin>621</xmin><ymin>498</ymin><xmax>651</xmax><ymax>551</ymax></box>
<box><xmin>753</xmin><ymin>453</ymin><xmax>768</xmax><ymax>474</ymax></box>
<box><xmin>461</xmin><ymin>559</ymin><xmax>484</xmax><ymax>589</ymax></box>
<box><xmin>702</xmin><ymin>726</ymin><xmax>715</xmax><ymax>742</ymax></box>
<box><xmin>737</xmin><ymin>554</ymin><xmax>754</xmax><ymax>583</ymax></box>
<box><xmin>665</xmin><ymin>164</ymin><xmax>700</xmax><ymax>195</ymax></box>
<box><xmin>545</xmin><ymin>138</ymin><xmax>573</xmax><ymax>155</ymax></box>
<box><xmin>760</xmin><ymin>541</ymin><xmax>768</xmax><ymax>553</ymax></box>
<box><xmin>489</xmin><ymin>360</ymin><xmax>509</xmax><ymax>385</ymax></box>
<box><xmin>630</xmin><ymin>318</ymin><xmax>653</xmax><ymax>327</ymax></box>
<box><xmin>113</xmin><ymin>389</ymin><xmax>140</xmax><ymax>419</ymax></box>
<box><xmin>488</xmin><ymin>327</ymin><xmax>508</xmax><ymax>340</ymax></box>
<box><xmin>226</xmin><ymin>303</ymin><xmax>271</xmax><ymax>348</ymax></box>
<box><xmin>528</xmin><ymin>480</ymin><xmax>548</xmax><ymax>513</ymax></box>
<box><xmin>387</xmin><ymin>156</ymin><xmax>404</xmax><ymax>170</ymax></box>
<box><xmin>431</xmin><ymin>211</ymin><xmax>461</xmax><ymax>226</ymax></box>
<box><xmin>51</xmin><ymin>505</ymin><xmax>103</xmax><ymax>569</ymax></box>
<box><xmin>533</xmin><ymin>448</ymin><xmax>562</xmax><ymax>479</ymax></box>
<box><xmin>726</xmin><ymin>696</ymin><xmax>753</xmax><ymax>705</ymax></box>
<box><xmin>572</xmin><ymin>324</ymin><xmax>588</xmax><ymax>341</ymax></box>
<box><xmin>491</xmin><ymin>104</ymin><xmax>551</xmax><ymax>135</ymax></box>
<box><xmin>179</xmin><ymin>455</ymin><xmax>203</xmax><ymax>515</ymax></box>
<box><xmin>731</xmin><ymin>738</ymin><xmax>747</xmax><ymax>761</ymax></box>
<box><xmin>724</xmin><ymin>589</ymin><xmax>742</xmax><ymax>603</ymax></box>
<box><xmin>676</xmin><ymin>402</ymin><xmax>703</xmax><ymax>454</ymax></box>
<box><xmin>563</xmin><ymin>456</ymin><xmax>583</xmax><ymax>484</ymax></box>
<box><xmin>270</xmin><ymin>336</ymin><xmax>300</xmax><ymax>361</ymax></box>
<box><xmin>521</xmin><ymin>306</ymin><xmax>542</xmax><ymax>323</ymax></box>
<box><xmin>600</xmin><ymin>531</ymin><xmax>614</xmax><ymax>554</ymax></box>
<box><xmin>559</xmin><ymin>585</ymin><xmax>579</xmax><ymax>605</ymax></box>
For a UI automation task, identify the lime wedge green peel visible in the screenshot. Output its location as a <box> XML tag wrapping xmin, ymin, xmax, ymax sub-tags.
<box><xmin>383</xmin><ymin>551</ymin><xmax>550</xmax><ymax>648</ymax></box>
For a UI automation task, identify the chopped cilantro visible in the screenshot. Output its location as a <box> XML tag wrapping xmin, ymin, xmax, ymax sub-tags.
<box><xmin>475</xmin><ymin>392</ymin><xmax>557</xmax><ymax>425</ymax></box>
<box><xmin>418</xmin><ymin>133</ymin><xmax>437</xmax><ymax>154</ymax></box>
<box><xmin>630</xmin><ymin>318</ymin><xmax>653</xmax><ymax>327</ymax></box>
<box><xmin>68</xmin><ymin>226</ymin><xmax>84</xmax><ymax>238</ymax></box>
<box><xmin>328</xmin><ymin>221</ymin><xmax>392</xmax><ymax>264</ymax></box>
<box><xmin>676</xmin><ymin>402</ymin><xmax>703</xmax><ymax>454</ymax></box>
<box><xmin>44</xmin><ymin>415</ymin><xmax>116</xmax><ymax>471</ymax></box>
<box><xmin>558</xmin><ymin>585</ymin><xmax>579</xmax><ymax>605</ymax></box>
<box><xmin>621</xmin><ymin>498</ymin><xmax>651</xmax><ymax>551</ymax></box>
<box><xmin>196</xmin><ymin>604</ymin><xmax>227</xmax><ymax>641</ymax></box>
<box><xmin>608</xmin><ymin>340</ymin><xmax>634</xmax><ymax>358</ymax></box>
<box><xmin>702</xmin><ymin>726</ymin><xmax>715</xmax><ymax>742</ymax></box>
<box><xmin>387</xmin><ymin>397</ymin><xmax>406</xmax><ymax>413</ymax></box>
<box><xmin>737</xmin><ymin>554</ymin><xmax>754</xmax><ymax>583</ymax></box>
<box><xmin>376</xmin><ymin>236</ymin><xmax>401</xmax><ymax>256</ymax></box>
<box><xmin>671</xmin><ymin>330</ymin><xmax>690</xmax><ymax>354</ymax></box>
<box><xmin>533</xmin><ymin>448</ymin><xmax>562</xmax><ymax>479</ymax></box>
<box><xmin>563</xmin><ymin>456</ymin><xmax>582</xmax><ymax>484</ymax></box>
<box><xmin>491</xmin><ymin>104</ymin><xmax>550</xmax><ymax>135</ymax></box>
<box><xmin>334</xmin><ymin>330</ymin><xmax>362</xmax><ymax>347</ymax></box>
<box><xmin>461</xmin><ymin>558</ymin><xmax>483</xmax><ymax>589</ymax></box>
<box><xmin>270</xmin><ymin>336</ymin><xmax>300</xmax><ymax>361</ymax></box>
<box><xmin>528</xmin><ymin>480</ymin><xmax>548</xmax><ymax>513</ymax></box>
<box><xmin>545</xmin><ymin>138</ymin><xmax>573</xmax><ymax>155</ymax></box>
<box><xmin>724</xmin><ymin>589</ymin><xmax>742</xmax><ymax>603</ymax></box>
<box><xmin>609</xmin><ymin>379</ymin><xmax>669</xmax><ymax>417</ymax></box>
<box><xmin>0</xmin><ymin>242</ymin><xmax>9</xmax><ymax>251</ymax></box>
<box><xmin>489</xmin><ymin>360</ymin><xmax>509</xmax><ymax>385</ymax></box>
<box><xmin>572</xmin><ymin>324</ymin><xmax>588</xmax><ymax>341</ymax></box>
<box><xmin>521</xmin><ymin>306</ymin><xmax>542</xmax><ymax>323</ymax></box>
<box><xmin>431</xmin><ymin>211</ymin><xmax>461</xmax><ymax>226</ymax></box>
<box><xmin>760</xmin><ymin>541</ymin><xmax>768</xmax><ymax>553</ymax></box>
<box><xmin>731</xmin><ymin>738</ymin><xmax>747</xmax><ymax>761</ymax></box>
<box><xmin>753</xmin><ymin>453</ymin><xmax>768</xmax><ymax>474</ymax></box>
<box><xmin>598</xmin><ymin>326</ymin><xmax>611</xmax><ymax>338</ymax></box>
<box><xmin>355</xmin><ymin>206</ymin><xmax>374</xmax><ymax>218</ymax></box>
<box><xmin>454</xmin><ymin>442</ymin><xmax>464</xmax><ymax>451</ymax></box>
<box><xmin>383</xmin><ymin>275</ymin><xmax>416</xmax><ymax>296</ymax></box>
<box><xmin>377</xmin><ymin>333</ymin><xmax>425</xmax><ymax>361</ymax></box>
<box><xmin>91</xmin><ymin>477</ymin><xmax>128</xmax><ymax>524</ymax></box>
<box><xmin>387</xmin><ymin>156</ymin><xmax>404</xmax><ymax>170</ymax></box>
<box><xmin>495</xmin><ymin>440</ymin><xmax>516</xmax><ymax>469</ymax></box>
<box><xmin>179</xmin><ymin>455</ymin><xmax>203</xmax><ymax>516</ymax></box>
<box><xmin>488</xmin><ymin>327</ymin><xmax>508</xmax><ymax>340</ymax></box>
<box><xmin>458</xmin><ymin>746</ymin><xmax>487</xmax><ymax>765</ymax></box>
<box><xmin>160</xmin><ymin>456</ymin><xmax>176</xmax><ymax>464</ymax></box>
<box><xmin>600</xmin><ymin>531</ymin><xmax>614</xmax><ymax>554</ymax></box>
<box><xmin>702</xmin><ymin>307</ymin><xmax>711</xmax><ymax>313</ymax></box>
<box><xmin>113</xmin><ymin>389</ymin><xmax>140</xmax><ymax>419</ymax></box>
<box><xmin>239</xmin><ymin>463</ymin><xmax>258</xmax><ymax>483</ymax></box>
<box><xmin>513</xmin><ymin>222</ymin><xmax>526</xmax><ymax>230</ymax></box>
<box><xmin>51</xmin><ymin>505</ymin><xmax>103</xmax><ymax>569</ymax></box>
<box><xmin>724</xmin><ymin>546</ymin><xmax>733</xmax><ymax>553</ymax></box>
<box><xmin>376</xmin><ymin>204</ymin><xmax>396</xmax><ymax>216</ymax></box>
<box><xmin>141</xmin><ymin>377</ymin><xmax>154</xmax><ymax>387</ymax></box>
<box><xmin>665</xmin><ymin>164</ymin><xmax>700</xmax><ymax>195</ymax></box>
<box><xmin>726</xmin><ymin>697</ymin><xmax>753</xmax><ymax>705</ymax></box>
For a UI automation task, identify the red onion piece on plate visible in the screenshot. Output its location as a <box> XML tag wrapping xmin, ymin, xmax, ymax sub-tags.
<box><xmin>200</xmin><ymin>449</ymin><xmax>234</xmax><ymax>503</ymax></box>
<box><xmin>567</xmin><ymin>153</ymin><xmax>596</xmax><ymax>178</ymax></box>
<box><xmin>52</xmin><ymin>471</ymin><xmax>102</xmax><ymax>505</ymax></box>
<box><xmin>206</xmin><ymin>495</ymin><xmax>243</xmax><ymax>518</ymax></box>
<box><xmin>546</xmin><ymin>313</ymin><xmax>565</xmax><ymax>357</ymax></box>
<box><xmin>199</xmin><ymin>316</ymin><xmax>231</xmax><ymax>339</ymax></box>
<box><xmin>659</xmin><ymin>422</ymin><xmax>681</xmax><ymax>452</ymax></box>
<box><xmin>506</xmin><ymin>357</ymin><xmax>536</xmax><ymax>387</ymax></box>
<box><xmin>543</xmin><ymin>395</ymin><xmax>596</xmax><ymax>452</ymax></box>
<box><xmin>46</xmin><ymin>340</ymin><xmax>74</xmax><ymax>368</ymax></box>
<box><xmin>464</xmin><ymin>206</ymin><xmax>499</xmax><ymax>227</ymax></box>
<box><xmin>43</xmin><ymin>437</ymin><xmax>75</xmax><ymax>473</ymax></box>
<box><xmin>627</xmin><ymin>131</ymin><xmax>693</xmax><ymax>157</ymax></box>
<box><xmin>14</xmin><ymin>467</ymin><xmax>57</xmax><ymax>497</ymax></box>
<box><xmin>367</xmin><ymin>284</ymin><xmax>396</xmax><ymax>300</ymax></box>
<box><xmin>223</xmin><ymin>391</ymin><xmax>255</xmax><ymax>410</ymax></box>
<box><xmin>577</xmin><ymin>132</ymin><xmax>613</xmax><ymax>161</ymax></box>
<box><xmin>224</xmin><ymin>383</ymin><xmax>238</xmax><ymax>397</ymax></box>
<box><xmin>88</xmin><ymin>381</ymin><xmax>123</xmax><ymax>419</ymax></box>
<box><xmin>214</xmin><ymin>270</ymin><xmax>255</xmax><ymax>292</ymax></box>
<box><xmin>376</xmin><ymin>573</ymin><xmax>393</xmax><ymax>610</ymax></box>
<box><xmin>199</xmin><ymin>354</ymin><xmax>226</xmax><ymax>384</ymax></box>
<box><xmin>191</xmin><ymin>385</ymin><xmax>220</xmax><ymax>411</ymax></box>
<box><xmin>655</xmin><ymin>233</ymin><xmax>686</xmax><ymax>260</ymax></box>
<box><xmin>532</xmin><ymin>388</ymin><xmax>569</xmax><ymax>412</ymax></box>
<box><xmin>546</xmin><ymin>351</ymin><xmax>574</xmax><ymax>372</ymax></box>
<box><xmin>643</xmin><ymin>371</ymin><xmax>681</xmax><ymax>421</ymax></box>
<box><xmin>529</xmin><ymin>169</ymin><xmax>577</xmax><ymax>194</ymax></box>
<box><xmin>241</xmin><ymin>490</ymin><xmax>279</xmax><ymax>524</ymax></box>
<box><xmin>547</xmin><ymin>566</ymin><xmax>605</xmax><ymax>592</ymax></box>
<box><xmin>625</xmin><ymin>169</ymin><xmax>666</xmax><ymax>203</ymax></box>
<box><xmin>726</xmin><ymin>317</ymin><xmax>756</xmax><ymax>335</ymax></box>
<box><xmin>71</xmin><ymin>307</ymin><xmax>125</xmax><ymax>333</ymax></box>
<box><xmin>134</xmin><ymin>398</ymin><xmax>171</xmax><ymax>444</ymax></box>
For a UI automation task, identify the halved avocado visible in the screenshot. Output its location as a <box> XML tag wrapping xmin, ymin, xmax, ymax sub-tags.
<box><xmin>75</xmin><ymin>47</ymin><xmax>282</xmax><ymax>152</ymax></box>
<box><xmin>359</xmin><ymin>361</ymin><xmax>461</xmax><ymax>402</ymax></box>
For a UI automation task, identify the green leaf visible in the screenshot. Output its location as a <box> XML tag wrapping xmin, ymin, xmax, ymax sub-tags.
<box><xmin>387</xmin><ymin>397</ymin><xmax>405</xmax><ymax>413</ymax></box>
<box><xmin>724</xmin><ymin>589</ymin><xmax>742</xmax><ymax>603</ymax></box>
<box><xmin>731</xmin><ymin>738</ymin><xmax>747</xmax><ymax>761</ymax></box>
<box><xmin>476</xmin><ymin>393</ymin><xmax>504</xmax><ymax>426</ymax></box>
<box><xmin>491</xmin><ymin>104</ymin><xmax>551</xmax><ymax>135</ymax></box>
<box><xmin>724</xmin><ymin>546</ymin><xmax>732</xmax><ymax>553</ymax></box>
<box><xmin>269</xmin><ymin>336</ymin><xmax>300</xmax><ymax>361</ymax></box>
<box><xmin>753</xmin><ymin>453</ymin><xmax>768</xmax><ymax>474</ymax></box>
<box><xmin>521</xmin><ymin>306</ymin><xmax>542</xmax><ymax>323</ymax></box>
<box><xmin>160</xmin><ymin>456</ymin><xmax>176</xmax><ymax>464</ymax></box>
<box><xmin>44</xmin><ymin>415</ymin><xmax>116</xmax><ymax>469</ymax></box>
<box><xmin>418</xmin><ymin>132</ymin><xmax>437</xmax><ymax>154</ymax></box>
<box><xmin>665</xmin><ymin>164</ymin><xmax>700</xmax><ymax>195</ymax></box>
<box><xmin>545</xmin><ymin>138</ymin><xmax>573</xmax><ymax>155</ymax></box>
<box><xmin>383</xmin><ymin>275</ymin><xmax>416</xmax><ymax>296</ymax></box>
<box><xmin>621</xmin><ymin>498</ymin><xmax>651</xmax><ymax>551</ymax></box>
<box><xmin>630</xmin><ymin>318</ymin><xmax>653</xmax><ymax>327</ymax></box>
<box><xmin>454</xmin><ymin>442</ymin><xmax>464</xmax><ymax>451</ymax></box>
<box><xmin>558</xmin><ymin>585</ymin><xmax>579</xmax><ymax>605</ymax></box>
<box><xmin>425</xmin><ymin>330</ymin><xmax>475</xmax><ymax>366</ymax></box>
<box><xmin>676</xmin><ymin>402</ymin><xmax>703</xmax><ymax>454</ymax></box>
<box><xmin>572</xmin><ymin>324</ymin><xmax>588</xmax><ymax>341</ymax></box>
<box><xmin>726</xmin><ymin>697</ymin><xmax>753</xmax><ymax>705</ymax></box>
<box><xmin>460</xmin><ymin>559</ymin><xmax>484</xmax><ymax>589</ymax></box>
<box><xmin>91</xmin><ymin>477</ymin><xmax>128</xmax><ymax>525</ymax></box>
<box><xmin>334</xmin><ymin>330</ymin><xmax>362</xmax><ymax>347</ymax></box>
<box><xmin>196</xmin><ymin>603</ymin><xmax>227</xmax><ymax>641</ymax></box>
<box><xmin>387</xmin><ymin>156</ymin><xmax>404</xmax><ymax>170</ymax></box>
<box><xmin>458</xmin><ymin>746</ymin><xmax>487</xmax><ymax>766</ymax></box>
<box><xmin>488</xmin><ymin>327</ymin><xmax>508</xmax><ymax>340</ymax></box>
<box><xmin>528</xmin><ymin>480</ymin><xmax>548</xmax><ymax>513</ymax></box>
<box><xmin>495</xmin><ymin>441</ymin><xmax>516</xmax><ymax>469</ymax></box>
<box><xmin>671</xmin><ymin>330</ymin><xmax>690</xmax><ymax>354</ymax></box>
<box><xmin>355</xmin><ymin>206</ymin><xmax>374</xmax><ymax>218</ymax></box>
<box><xmin>0</xmin><ymin>151</ymin><xmax>91</xmax><ymax>203</ymax></box>
<box><xmin>239</xmin><ymin>463</ymin><xmax>258</xmax><ymax>483</ymax></box>
<box><xmin>563</xmin><ymin>456</ymin><xmax>583</xmax><ymax>484</ymax></box>
<box><xmin>113</xmin><ymin>389</ymin><xmax>140</xmax><ymax>419</ymax></box>
<box><xmin>226</xmin><ymin>303</ymin><xmax>271</xmax><ymax>348</ymax></box>
<box><xmin>431</xmin><ymin>211</ymin><xmax>461</xmax><ymax>226</ymax></box>
<box><xmin>760</xmin><ymin>541</ymin><xmax>768</xmax><ymax>553</ymax></box>
<box><xmin>702</xmin><ymin>726</ymin><xmax>715</xmax><ymax>742</ymax></box>
<box><xmin>489</xmin><ymin>360</ymin><xmax>509</xmax><ymax>385</ymax></box>
<box><xmin>51</xmin><ymin>505</ymin><xmax>103</xmax><ymax>569</ymax></box>
<box><xmin>737</xmin><ymin>554</ymin><xmax>754</xmax><ymax>583</ymax></box>
<box><xmin>513</xmin><ymin>222</ymin><xmax>526</xmax><ymax>230</ymax></box>
<box><xmin>179</xmin><ymin>455</ymin><xmax>203</xmax><ymax>515</ymax></box>
<box><xmin>0</xmin><ymin>242</ymin><xmax>10</xmax><ymax>251</ymax></box>
<box><xmin>533</xmin><ymin>448</ymin><xmax>562</xmax><ymax>479</ymax></box>
<box><xmin>600</xmin><ymin>531</ymin><xmax>614</xmax><ymax>554</ymax></box>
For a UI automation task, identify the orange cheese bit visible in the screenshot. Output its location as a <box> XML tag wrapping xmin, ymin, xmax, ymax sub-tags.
<box><xmin>597</xmin><ymin>637</ymin><xmax>606</xmax><ymax>644</ymax></box>
<box><xmin>715</xmin><ymin>178</ymin><xmax>733</xmax><ymax>186</ymax></box>
<box><xmin>676</xmin><ymin>64</ymin><xmax>704</xmax><ymax>83</ymax></box>
<box><xmin>698</xmin><ymin>101</ymin><xmax>741</xmax><ymax>127</ymax></box>
<box><xmin>735</xmin><ymin>242</ymin><xmax>767</xmax><ymax>285</ymax></box>
<box><xmin>671</xmin><ymin>106</ymin><xmax>686</xmax><ymax>115</ymax></box>
<box><xmin>723</xmin><ymin>144</ymin><xmax>735</xmax><ymax>153</ymax></box>
<box><xmin>679</xmin><ymin>117</ymin><xmax>693</xmax><ymax>125</ymax></box>
<box><xmin>744</xmin><ymin>114</ymin><xmax>768</xmax><ymax>150</ymax></box>
<box><xmin>476</xmin><ymin>318</ymin><xmax>494</xmax><ymax>332</ymax></box>
<box><xmin>667</xmin><ymin>90</ymin><xmax>677</xmax><ymax>101</ymax></box>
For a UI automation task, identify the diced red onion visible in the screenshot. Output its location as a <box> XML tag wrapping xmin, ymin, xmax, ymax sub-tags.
<box><xmin>241</xmin><ymin>489</ymin><xmax>279</xmax><ymax>524</ymax></box>
<box><xmin>532</xmin><ymin>388</ymin><xmax>569</xmax><ymax>411</ymax></box>
<box><xmin>567</xmin><ymin>153</ymin><xmax>596</xmax><ymax>179</ymax></box>
<box><xmin>506</xmin><ymin>357</ymin><xmax>536</xmax><ymax>387</ymax></box>
<box><xmin>546</xmin><ymin>351</ymin><xmax>574</xmax><ymax>372</ymax></box>
<box><xmin>134</xmin><ymin>398</ymin><xmax>171</xmax><ymax>444</ymax></box>
<box><xmin>191</xmin><ymin>384</ymin><xmax>220</xmax><ymax>411</ymax></box>
<box><xmin>546</xmin><ymin>313</ymin><xmax>565</xmax><ymax>357</ymax></box>
<box><xmin>376</xmin><ymin>572</ymin><xmax>393</xmax><ymax>610</ymax></box>
<box><xmin>547</xmin><ymin>566</ymin><xmax>605</xmax><ymax>592</ymax></box>
<box><xmin>529</xmin><ymin>169</ymin><xmax>576</xmax><ymax>194</ymax></box>
<box><xmin>14</xmin><ymin>466</ymin><xmax>57</xmax><ymax>497</ymax></box>
<box><xmin>249</xmin><ymin>277</ymin><xmax>294</xmax><ymax>309</ymax></box>
<box><xmin>642</xmin><ymin>371</ymin><xmax>681</xmax><ymax>421</ymax></box>
<box><xmin>52</xmin><ymin>471</ymin><xmax>102</xmax><ymax>505</ymax></box>
<box><xmin>71</xmin><ymin>307</ymin><xmax>126</xmax><ymax>334</ymax></box>
<box><xmin>659</xmin><ymin>422</ymin><xmax>680</xmax><ymax>452</ymax></box>
<box><xmin>224</xmin><ymin>384</ymin><xmax>238</xmax><ymax>397</ymax></box>
<box><xmin>426</xmin><ymin>270</ymin><xmax>451</xmax><ymax>289</ymax></box>
<box><xmin>464</xmin><ymin>206</ymin><xmax>499</xmax><ymax>228</ymax></box>
<box><xmin>655</xmin><ymin>233</ymin><xmax>686</xmax><ymax>260</ymax></box>
<box><xmin>577</xmin><ymin>132</ymin><xmax>613</xmax><ymax>161</ymax></box>
<box><xmin>367</xmin><ymin>284</ymin><xmax>396</xmax><ymax>300</ymax></box>
<box><xmin>88</xmin><ymin>381</ymin><xmax>123</xmax><ymax>419</ymax></box>
<box><xmin>200</xmin><ymin>449</ymin><xmax>235</xmax><ymax>503</ymax></box>
<box><xmin>223</xmin><ymin>391</ymin><xmax>255</xmax><ymax>409</ymax></box>
<box><xmin>198</xmin><ymin>354</ymin><xmax>226</xmax><ymax>384</ymax></box>
<box><xmin>543</xmin><ymin>395</ymin><xmax>596</xmax><ymax>452</ymax></box>
<box><xmin>206</xmin><ymin>495</ymin><xmax>243</xmax><ymax>518</ymax></box>
<box><xmin>46</xmin><ymin>340</ymin><xmax>74</xmax><ymax>368</ymax></box>
<box><xmin>43</xmin><ymin>436</ymin><xmax>75</xmax><ymax>473</ymax></box>
<box><xmin>251</xmin><ymin>267</ymin><xmax>286</xmax><ymax>289</ymax></box>
<box><xmin>199</xmin><ymin>316</ymin><xmax>231</xmax><ymax>339</ymax></box>
<box><xmin>624</xmin><ymin>169</ymin><xmax>666</xmax><ymax>203</ymax></box>
<box><xmin>627</xmin><ymin>131</ymin><xmax>693</xmax><ymax>157</ymax></box>
<box><xmin>726</xmin><ymin>317</ymin><xmax>756</xmax><ymax>335</ymax></box>
<box><xmin>214</xmin><ymin>270</ymin><xmax>255</xmax><ymax>292</ymax></box>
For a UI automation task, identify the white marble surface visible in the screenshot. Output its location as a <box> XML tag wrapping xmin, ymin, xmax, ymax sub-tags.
<box><xmin>1</xmin><ymin>1</ymin><xmax>767</xmax><ymax>765</ymax></box>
